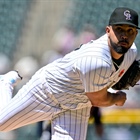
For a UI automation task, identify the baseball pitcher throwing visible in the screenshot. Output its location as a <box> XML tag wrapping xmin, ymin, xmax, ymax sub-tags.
<box><xmin>0</xmin><ymin>7</ymin><xmax>140</xmax><ymax>140</ymax></box>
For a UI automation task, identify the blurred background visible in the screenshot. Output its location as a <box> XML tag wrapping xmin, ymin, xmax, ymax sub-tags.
<box><xmin>0</xmin><ymin>0</ymin><xmax>140</xmax><ymax>140</ymax></box>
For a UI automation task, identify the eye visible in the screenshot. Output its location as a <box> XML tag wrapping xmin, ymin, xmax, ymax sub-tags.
<box><xmin>127</xmin><ymin>29</ymin><xmax>134</xmax><ymax>34</ymax></box>
<box><xmin>116</xmin><ymin>27</ymin><xmax>123</xmax><ymax>32</ymax></box>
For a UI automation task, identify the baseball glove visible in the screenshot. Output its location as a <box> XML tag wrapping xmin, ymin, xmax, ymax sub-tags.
<box><xmin>112</xmin><ymin>60</ymin><xmax>140</xmax><ymax>90</ymax></box>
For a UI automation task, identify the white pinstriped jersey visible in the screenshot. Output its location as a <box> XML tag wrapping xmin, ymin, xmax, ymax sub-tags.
<box><xmin>35</xmin><ymin>34</ymin><xmax>137</xmax><ymax>110</ymax></box>
<box><xmin>0</xmin><ymin>34</ymin><xmax>138</xmax><ymax>140</ymax></box>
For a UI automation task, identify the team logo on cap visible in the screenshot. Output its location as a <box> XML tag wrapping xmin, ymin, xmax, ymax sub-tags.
<box><xmin>124</xmin><ymin>10</ymin><xmax>132</xmax><ymax>20</ymax></box>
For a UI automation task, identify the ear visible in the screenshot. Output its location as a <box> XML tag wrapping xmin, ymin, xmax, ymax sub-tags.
<box><xmin>106</xmin><ymin>26</ymin><xmax>110</xmax><ymax>34</ymax></box>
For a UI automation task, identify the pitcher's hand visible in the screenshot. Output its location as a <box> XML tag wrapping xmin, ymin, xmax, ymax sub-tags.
<box><xmin>115</xmin><ymin>91</ymin><xmax>127</xmax><ymax>106</ymax></box>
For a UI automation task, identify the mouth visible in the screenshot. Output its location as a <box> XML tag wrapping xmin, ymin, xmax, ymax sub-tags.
<box><xmin>119</xmin><ymin>41</ymin><xmax>129</xmax><ymax>47</ymax></box>
<box><xmin>120</xmin><ymin>42</ymin><xmax>128</xmax><ymax>46</ymax></box>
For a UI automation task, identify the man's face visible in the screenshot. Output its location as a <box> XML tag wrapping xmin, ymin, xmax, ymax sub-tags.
<box><xmin>106</xmin><ymin>24</ymin><xmax>138</xmax><ymax>54</ymax></box>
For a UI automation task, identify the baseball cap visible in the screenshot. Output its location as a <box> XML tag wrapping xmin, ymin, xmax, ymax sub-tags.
<box><xmin>109</xmin><ymin>7</ymin><xmax>140</xmax><ymax>29</ymax></box>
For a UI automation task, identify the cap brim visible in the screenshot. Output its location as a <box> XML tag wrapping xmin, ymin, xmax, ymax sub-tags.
<box><xmin>110</xmin><ymin>22</ymin><xmax>140</xmax><ymax>29</ymax></box>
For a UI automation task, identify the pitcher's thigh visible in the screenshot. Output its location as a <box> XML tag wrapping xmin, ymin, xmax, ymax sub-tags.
<box><xmin>51</xmin><ymin>107</ymin><xmax>91</xmax><ymax>140</ymax></box>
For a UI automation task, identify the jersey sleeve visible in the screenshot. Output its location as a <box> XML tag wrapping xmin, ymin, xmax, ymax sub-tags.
<box><xmin>74</xmin><ymin>56</ymin><xmax>112</xmax><ymax>92</ymax></box>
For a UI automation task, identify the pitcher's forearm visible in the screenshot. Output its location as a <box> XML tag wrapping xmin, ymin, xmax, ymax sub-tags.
<box><xmin>92</xmin><ymin>93</ymin><xmax>122</xmax><ymax>107</ymax></box>
<box><xmin>86</xmin><ymin>90</ymin><xmax>127</xmax><ymax>107</ymax></box>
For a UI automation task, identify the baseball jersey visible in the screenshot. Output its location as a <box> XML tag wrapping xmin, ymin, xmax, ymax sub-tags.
<box><xmin>35</xmin><ymin>34</ymin><xmax>137</xmax><ymax>110</ymax></box>
<box><xmin>0</xmin><ymin>34</ymin><xmax>137</xmax><ymax>139</ymax></box>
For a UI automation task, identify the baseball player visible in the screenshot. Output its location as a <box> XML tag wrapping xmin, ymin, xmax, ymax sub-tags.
<box><xmin>0</xmin><ymin>7</ymin><xmax>139</xmax><ymax>140</ymax></box>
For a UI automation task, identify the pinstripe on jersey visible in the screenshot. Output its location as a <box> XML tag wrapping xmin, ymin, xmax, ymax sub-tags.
<box><xmin>0</xmin><ymin>34</ymin><xmax>137</xmax><ymax>140</ymax></box>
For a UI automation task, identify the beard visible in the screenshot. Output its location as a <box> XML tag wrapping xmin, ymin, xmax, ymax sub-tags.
<box><xmin>109</xmin><ymin>37</ymin><xmax>130</xmax><ymax>54</ymax></box>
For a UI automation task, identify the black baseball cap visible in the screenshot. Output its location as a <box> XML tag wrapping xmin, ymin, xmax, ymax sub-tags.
<box><xmin>109</xmin><ymin>7</ymin><xmax>140</xmax><ymax>29</ymax></box>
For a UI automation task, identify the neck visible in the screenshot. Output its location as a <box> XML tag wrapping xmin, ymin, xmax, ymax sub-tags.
<box><xmin>112</xmin><ymin>54</ymin><xmax>124</xmax><ymax>70</ymax></box>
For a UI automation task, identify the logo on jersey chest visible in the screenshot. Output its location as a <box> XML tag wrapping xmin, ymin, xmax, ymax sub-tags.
<box><xmin>118</xmin><ymin>69</ymin><xmax>125</xmax><ymax>77</ymax></box>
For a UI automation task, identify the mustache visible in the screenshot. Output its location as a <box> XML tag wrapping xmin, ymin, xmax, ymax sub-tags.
<box><xmin>119</xmin><ymin>39</ymin><xmax>129</xmax><ymax>44</ymax></box>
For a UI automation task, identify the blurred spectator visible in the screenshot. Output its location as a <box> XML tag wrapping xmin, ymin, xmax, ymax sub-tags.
<box><xmin>89</xmin><ymin>107</ymin><xmax>104</xmax><ymax>140</ymax></box>
<box><xmin>52</xmin><ymin>26</ymin><xmax>76</xmax><ymax>56</ymax></box>
<box><xmin>14</xmin><ymin>55</ymin><xmax>39</xmax><ymax>91</ymax></box>
<box><xmin>75</xmin><ymin>24</ymin><xmax>98</xmax><ymax>46</ymax></box>
<box><xmin>41</xmin><ymin>50</ymin><xmax>63</xmax><ymax>67</ymax></box>
<box><xmin>0</xmin><ymin>53</ymin><xmax>11</xmax><ymax>74</ymax></box>
<box><xmin>41</xmin><ymin>26</ymin><xmax>75</xmax><ymax>67</ymax></box>
<box><xmin>37</xmin><ymin>121</ymin><xmax>51</xmax><ymax>140</ymax></box>
<box><xmin>14</xmin><ymin>56</ymin><xmax>39</xmax><ymax>78</ymax></box>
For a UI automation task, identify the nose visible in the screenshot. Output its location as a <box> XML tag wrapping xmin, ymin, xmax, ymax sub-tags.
<box><xmin>121</xmin><ymin>34</ymin><xmax>128</xmax><ymax>40</ymax></box>
<box><xmin>121</xmin><ymin>32</ymin><xmax>128</xmax><ymax>40</ymax></box>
